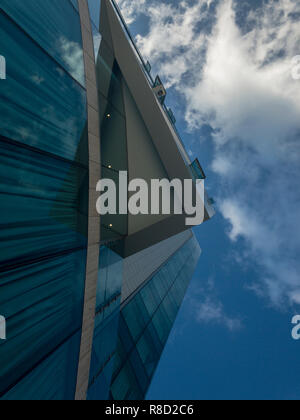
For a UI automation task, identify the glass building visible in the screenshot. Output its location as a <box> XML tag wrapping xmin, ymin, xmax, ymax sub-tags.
<box><xmin>0</xmin><ymin>0</ymin><xmax>214</xmax><ymax>400</ymax></box>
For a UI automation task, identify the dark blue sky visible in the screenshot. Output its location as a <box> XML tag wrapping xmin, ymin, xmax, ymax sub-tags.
<box><xmin>117</xmin><ymin>0</ymin><xmax>300</xmax><ymax>400</ymax></box>
<box><xmin>148</xmin><ymin>213</ymin><xmax>300</xmax><ymax>400</ymax></box>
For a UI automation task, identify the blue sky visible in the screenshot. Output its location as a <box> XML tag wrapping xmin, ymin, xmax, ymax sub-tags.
<box><xmin>116</xmin><ymin>0</ymin><xmax>300</xmax><ymax>400</ymax></box>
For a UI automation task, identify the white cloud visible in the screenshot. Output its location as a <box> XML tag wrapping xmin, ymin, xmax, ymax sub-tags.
<box><xmin>116</xmin><ymin>0</ymin><xmax>146</xmax><ymax>25</ymax></box>
<box><xmin>57</xmin><ymin>37</ymin><xmax>85</xmax><ymax>85</ymax></box>
<box><xmin>211</xmin><ymin>155</ymin><xmax>233</xmax><ymax>175</ymax></box>
<box><xmin>186</xmin><ymin>276</ymin><xmax>243</xmax><ymax>332</ymax></box>
<box><xmin>135</xmin><ymin>1</ymin><xmax>203</xmax><ymax>57</ymax></box>
<box><xmin>290</xmin><ymin>291</ymin><xmax>300</xmax><ymax>305</ymax></box>
<box><xmin>185</xmin><ymin>0</ymin><xmax>300</xmax><ymax>160</ymax></box>
<box><xmin>118</xmin><ymin>0</ymin><xmax>300</xmax><ymax>309</ymax></box>
<box><xmin>195</xmin><ymin>297</ymin><xmax>243</xmax><ymax>331</ymax></box>
<box><xmin>195</xmin><ymin>0</ymin><xmax>300</xmax><ymax>308</ymax></box>
<box><xmin>117</xmin><ymin>0</ymin><xmax>211</xmax><ymax>87</ymax></box>
<box><xmin>219</xmin><ymin>200</ymin><xmax>278</xmax><ymax>255</ymax></box>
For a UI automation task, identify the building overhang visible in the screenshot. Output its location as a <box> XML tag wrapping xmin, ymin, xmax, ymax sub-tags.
<box><xmin>101</xmin><ymin>0</ymin><xmax>214</xmax><ymax>257</ymax></box>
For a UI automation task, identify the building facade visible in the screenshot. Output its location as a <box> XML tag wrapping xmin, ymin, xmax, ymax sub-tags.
<box><xmin>0</xmin><ymin>0</ymin><xmax>214</xmax><ymax>400</ymax></box>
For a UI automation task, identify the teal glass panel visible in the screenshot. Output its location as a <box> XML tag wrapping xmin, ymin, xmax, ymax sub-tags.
<box><xmin>96</xmin><ymin>42</ymin><xmax>125</xmax><ymax>117</ymax></box>
<box><xmin>0</xmin><ymin>11</ymin><xmax>88</xmax><ymax>163</ymax></box>
<box><xmin>190</xmin><ymin>159</ymin><xmax>206</xmax><ymax>180</ymax></box>
<box><xmin>122</xmin><ymin>298</ymin><xmax>147</xmax><ymax>343</ymax></box>
<box><xmin>96</xmin><ymin>57</ymin><xmax>128</xmax><ymax>240</ymax></box>
<box><xmin>70</xmin><ymin>0</ymin><xmax>79</xmax><ymax>12</ymax></box>
<box><xmin>152</xmin><ymin>272</ymin><xmax>169</xmax><ymax>301</ymax></box>
<box><xmin>88</xmin><ymin>357</ymin><xmax>115</xmax><ymax>401</ymax></box>
<box><xmin>0</xmin><ymin>139</ymin><xmax>88</xmax><ymax>266</ymax></box>
<box><xmin>162</xmin><ymin>293</ymin><xmax>179</xmax><ymax>321</ymax></box>
<box><xmin>118</xmin><ymin>313</ymin><xmax>135</xmax><ymax>356</ymax></box>
<box><xmin>110</xmin><ymin>360</ymin><xmax>143</xmax><ymax>401</ymax></box>
<box><xmin>88</xmin><ymin>313</ymin><xmax>120</xmax><ymax>396</ymax></box>
<box><xmin>0</xmin><ymin>5</ymin><xmax>88</xmax><ymax>399</ymax></box>
<box><xmin>140</xmin><ymin>282</ymin><xmax>161</xmax><ymax>318</ymax></box>
<box><xmin>1</xmin><ymin>331</ymin><xmax>82</xmax><ymax>401</ymax></box>
<box><xmin>152</xmin><ymin>306</ymin><xmax>172</xmax><ymax>345</ymax></box>
<box><xmin>0</xmin><ymin>249</ymin><xmax>87</xmax><ymax>397</ymax></box>
<box><xmin>110</xmin><ymin>235</ymin><xmax>201</xmax><ymax>400</ymax></box>
<box><xmin>87</xmin><ymin>246</ymin><xmax>123</xmax><ymax>400</ymax></box>
<box><xmin>136</xmin><ymin>323</ymin><xmax>162</xmax><ymax>378</ymax></box>
<box><xmin>1</xmin><ymin>0</ymin><xmax>85</xmax><ymax>85</ymax></box>
<box><xmin>129</xmin><ymin>348</ymin><xmax>149</xmax><ymax>394</ymax></box>
<box><xmin>95</xmin><ymin>247</ymin><xmax>123</xmax><ymax>314</ymax></box>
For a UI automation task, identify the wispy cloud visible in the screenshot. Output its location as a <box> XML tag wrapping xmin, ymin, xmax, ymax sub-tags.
<box><xmin>193</xmin><ymin>0</ymin><xmax>300</xmax><ymax>308</ymax></box>
<box><xmin>117</xmin><ymin>0</ymin><xmax>212</xmax><ymax>87</ymax></box>
<box><xmin>195</xmin><ymin>297</ymin><xmax>243</xmax><ymax>331</ymax></box>
<box><xmin>31</xmin><ymin>74</ymin><xmax>45</xmax><ymax>85</ymax></box>
<box><xmin>187</xmin><ymin>276</ymin><xmax>243</xmax><ymax>331</ymax></box>
<box><xmin>57</xmin><ymin>37</ymin><xmax>85</xmax><ymax>85</ymax></box>
<box><xmin>116</xmin><ymin>0</ymin><xmax>146</xmax><ymax>25</ymax></box>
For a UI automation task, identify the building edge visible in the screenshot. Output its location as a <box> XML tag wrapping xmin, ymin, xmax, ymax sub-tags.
<box><xmin>75</xmin><ymin>0</ymin><xmax>101</xmax><ymax>401</ymax></box>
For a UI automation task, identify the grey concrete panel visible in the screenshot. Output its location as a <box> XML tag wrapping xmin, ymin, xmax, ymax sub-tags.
<box><xmin>122</xmin><ymin>79</ymin><xmax>172</xmax><ymax>235</ymax></box>
<box><xmin>99</xmin><ymin>0</ymin><xmax>115</xmax><ymax>50</ymax></box>
<box><xmin>75</xmin><ymin>0</ymin><xmax>101</xmax><ymax>401</ymax></box>
<box><xmin>102</xmin><ymin>0</ymin><xmax>209</xmax><ymax>256</ymax></box>
<box><xmin>122</xmin><ymin>230</ymin><xmax>193</xmax><ymax>303</ymax></box>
